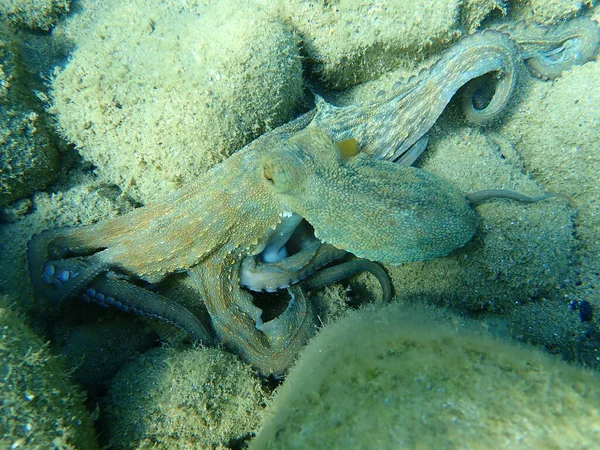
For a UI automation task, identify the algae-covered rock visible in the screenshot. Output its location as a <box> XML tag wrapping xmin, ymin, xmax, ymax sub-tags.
<box><xmin>0</xmin><ymin>24</ymin><xmax>59</xmax><ymax>207</ymax></box>
<box><xmin>51</xmin><ymin>0</ymin><xmax>303</xmax><ymax>202</ymax></box>
<box><xmin>461</xmin><ymin>0</ymin><xmax>507</xmax><ymax>31</ymax></box>
<box><xmin>104</xmin><ymin>347</ymin><xmax>267</xmax><ymax>449</ymax></box>
<box><xmin>276</xmin><ymin>0</ymin><xmax>506</xmax><ymax>89</ymax></box>
<box><xmin>252</xmin><ymin>302</ymin><xmax>600</xmax><ymax>449</ymax></box>
<box><xmin>278</xmin><ymin>0</ymin><xmax>461</xmax><ymax>89</ymax></box>
<box><xmin>0</xmin><ymin>306</ymin><xmax>98</xmax><ymax>449</ymax></box>
<box><xmin>0</xmin><ymin>0</ymin><xmax>69</xmax><ymax>30</ymax></box>
<box><xmin>510</xmin><ymin>0</ymin><xmax>596</xmax><ymax>24</ymax></box>
<box><xmin>53</xmin><ymin>314</ymin><xmax>159</xmax><ymax>397</ymax></box>
<box><xmin>501</xmin><ymin>61</ymin><xmax>600</xmax><ymax>327</ymax></box>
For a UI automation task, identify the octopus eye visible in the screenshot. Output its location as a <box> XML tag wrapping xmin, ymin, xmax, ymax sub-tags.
<box><xmin>263</xmin><ymin>167</ymin><xmax>274</xmax><ymax>184</ymax></box>
<box><xmin>262</xmin><ymin>156</ymin><xmax>299</xmax><ymax>193</ymax></box>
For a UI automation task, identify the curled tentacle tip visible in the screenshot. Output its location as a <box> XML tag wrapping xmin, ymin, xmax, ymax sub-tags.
<box><xmin>544</xmin><ymin>192</ymin><xmax>576</xmax><ymax>208</ymax></box>
<box><xmin>302</xmin><ymin>259</ymin><xmax>393</xmax><ymax>304</ymax></box>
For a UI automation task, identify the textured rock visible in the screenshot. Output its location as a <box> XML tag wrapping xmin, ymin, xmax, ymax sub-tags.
<box><xmin>104</xmin><ymin>347</ymin><xmax>267</xmax><ymax>449</ymax></box>
<box><xmin>276</xmin><ymin>0</ymin><xmax>508</xmax><ymax>89</ymax></box>
<box><xmin>0</xmin><ymin>305</ymin><xmax>98</xmax><ymax>449</ymax></box>
<box><xmin>524</xmin><ymin>0</ymin><xmax>595</xmax><ymax>24</ymax></box>
<box><xmin>0</xmin><ymin>24</ymin><xmax>59</xmax><ymax>207</ymax></box>
<box><xmin>278</xmin><ymin>0</ymin><xmax>462</xmax><ymax>89</ymax></box>
<box><xmin>501</xmin><ymin>61</ymin><xmax>600</xmax><ymax>332</ymax></box>
<box><xmin>0</xmin><ymin>0</ymin><xmax>69</xmax><ymax>30</ymax></box>
<box><xmin>51</xmin><ymin>0</ymin><xmax>304</xmax><ymax>202</ymax></box>
<box><xmin>253</xmin><ymin>302</ymin><xmax>600</xmax><ymax>449</ymax></box>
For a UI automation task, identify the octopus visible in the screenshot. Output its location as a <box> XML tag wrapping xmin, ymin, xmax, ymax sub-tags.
<box><xmin>27</xmin><ymin>17</ymin><xmax>600</xmax><ymax>376</ymax></box>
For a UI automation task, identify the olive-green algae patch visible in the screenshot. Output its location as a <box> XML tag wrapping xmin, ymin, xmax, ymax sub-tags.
<box><xmin>252</xmin><ymin>302</ymin><xmax>600</xmax><ymax>449</ymax></box>
<box><xmin>0</xmin><ymin>0</ymin><xmax>69</xmax><ymax>30</ymax></box>
<box><xmin>0</xmin><ymin>24</ymin><xmax>59</xmax><ymax>207</ymax></box>
<box><xmin>0</xmin><ymin>305</ymin><xmax>98</xmax><ymax>449</ymax></box>
<box><xmin>104</xmin><ymin>347</ymin><xmax>267</xmax><ymax>449</ymax></box>
<box><xmin>51</xmin><ymin>0</ymin><xmax>304</xmax><ymax>203</ymax></box>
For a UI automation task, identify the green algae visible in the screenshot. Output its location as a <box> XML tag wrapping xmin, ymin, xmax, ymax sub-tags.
<box><xmin>0</xmin><ymin>0</ymin><xmax>69</xmax><ymax>30</ymax></box>
<box><xmin>103</xmin><ymin>347</ymin><xmax>267</xmax><ymax>449</ymax></box>
<box><xmin>0</xmin><ymin>23</ymin><xmax>59</xmax><ymax>207</ymax></box>
<box><xmin>0</xmin><ymin>304</ymin><xmax>98</xmax><ymax>448</ymax></box>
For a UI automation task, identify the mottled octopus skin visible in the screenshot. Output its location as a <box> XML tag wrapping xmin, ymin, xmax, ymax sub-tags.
<box><xmin>29</xmin><ymin>128</ymin><xmax>476</xmax><ymax>375</ymax></box>
<box><xmin>28</xmin><ymin>17</ymin><xmax>600</xmax><ymax>375</ymax></box>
